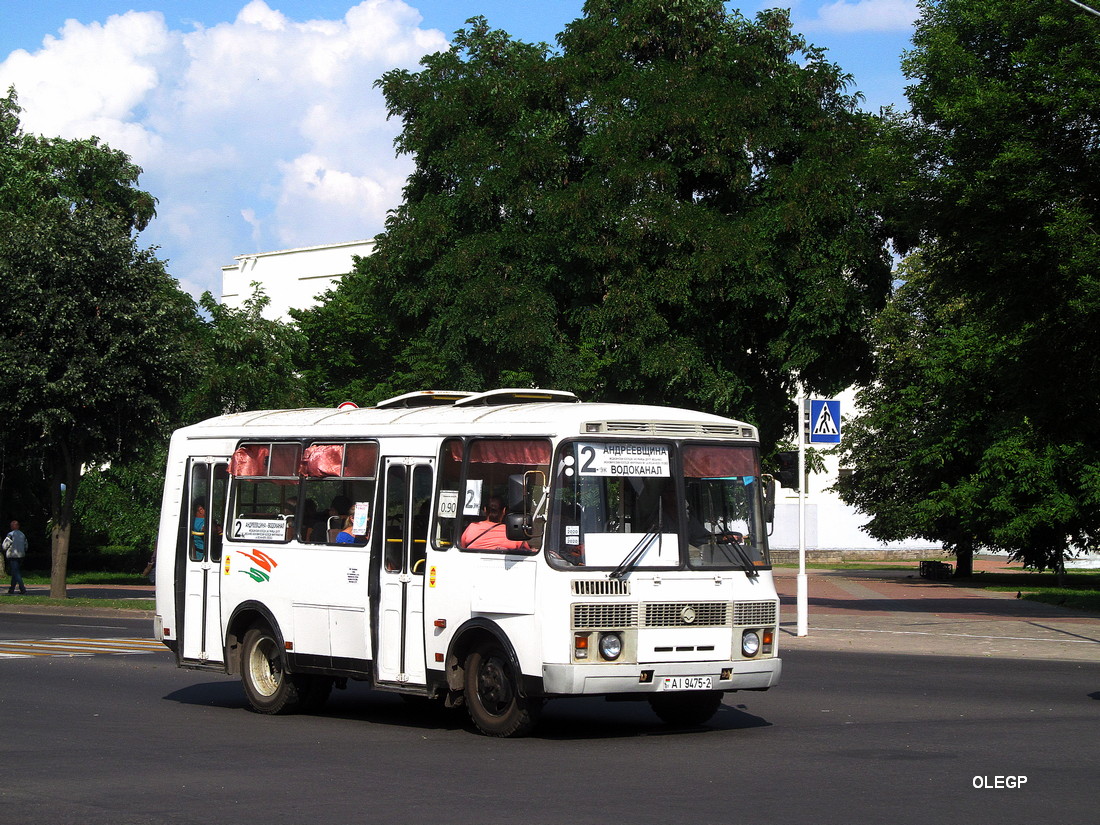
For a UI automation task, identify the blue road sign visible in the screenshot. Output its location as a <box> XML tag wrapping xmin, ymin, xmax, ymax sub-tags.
<box><xmin>809</xmin><ymin>399</ymin><xmax>841</xmax><ymax>444</ymax></box>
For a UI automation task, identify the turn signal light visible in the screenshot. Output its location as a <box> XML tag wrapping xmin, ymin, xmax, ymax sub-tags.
<box><xmin>574</xmin><ymin>632</ymin><xmax>589</xmax><ymax>659</ymax></box>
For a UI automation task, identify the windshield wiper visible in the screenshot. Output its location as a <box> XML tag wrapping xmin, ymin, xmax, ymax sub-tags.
<box><xmin>609</xmin><ymin>530</ymin><xmax>661</xmax><ymax>580</ymax></box>
<box><xmin>714</xmin><ymin>534</ymin><xmax>760</xmax><ymax>579</ymax></box>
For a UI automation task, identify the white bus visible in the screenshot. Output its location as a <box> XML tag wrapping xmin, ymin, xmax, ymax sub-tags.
<box><xmin>154</xmin><ymin>389</ymin><xmax>781</xmax><ymax>736</ymax></box>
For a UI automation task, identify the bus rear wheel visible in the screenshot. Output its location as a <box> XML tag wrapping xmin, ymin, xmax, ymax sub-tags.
<box><xmin>464</xmin><ymin>641</ymin><xmax>542</xmax><ymax>737</ymax></box>
<box><xmin>648</xmin><ymin>690</ymin><xmax>724</xmax><ymax>726</ymax></box>
<box><xmin>241</xmin><ymin>625</ymin><xmax>302</xmax><ymax>714</ymax></box>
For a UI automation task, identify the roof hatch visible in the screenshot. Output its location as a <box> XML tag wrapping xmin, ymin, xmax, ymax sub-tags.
<box><xmin>453</xmin><ymin>389</ymin><xmax>580</xmax><ymax>407</ymax></box>
<box><xmin>374</xmin><ymin>390</ymin><xmax>474</xmax><ymax>409</ymax></box>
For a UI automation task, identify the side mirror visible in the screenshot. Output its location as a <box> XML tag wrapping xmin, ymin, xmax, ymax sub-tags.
<box><xmin>762</xmin><ymin>476</ymin><xmax>776</xmax><ymax>525</ymax></box>
<box><xmin>504</xmin><ymin>512</ymin><xmax>530</xmax><ymax>541</ymax></box>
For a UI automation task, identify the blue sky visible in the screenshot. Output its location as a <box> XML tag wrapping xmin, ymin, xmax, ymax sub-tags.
<box><xmin>1</xmin><ymin>1</ymin><xmax>917</xmax><ymax>299</ymax></box>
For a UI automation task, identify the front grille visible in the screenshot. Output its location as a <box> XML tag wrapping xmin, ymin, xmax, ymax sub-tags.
<box><xmin>573</xmin><ymin>603</ymin><xmax>638</xmax><ymax>630</ymax></box>
<box><xmin>598</xmin><ymin>421</ymin><xmax>749</xmax><ymax>438</ymax></box>
<box><xmin>643</xmin><ymin>602</ymin><xmax>728</xmax><ymax>628</ymax></box>
<box><xmin>574</xmin><ymin>599</ymin><xmax>777</xmax><ymax>630</ymax></box>
<box><xmin>572</xmin><ymin>579</ymin><xmax>630</xmax><ymax>597</ymax></box>
<box><xmin>733</xmin><ymin>600</ymin><xmax>778</xmax><ymax>626</ymax></box>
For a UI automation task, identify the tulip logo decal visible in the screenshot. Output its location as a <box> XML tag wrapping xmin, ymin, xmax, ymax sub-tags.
<box><xmin>236</xmin><ymin>549</ymin><xmax>278</xmax><ymax>582</ymax></box>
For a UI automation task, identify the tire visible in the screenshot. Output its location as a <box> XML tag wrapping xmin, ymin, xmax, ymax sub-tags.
<box><xmin>240</xmin><ymin>625</ymin><xmax>302</xmax><ymax>714</ymax></box>
<box><xmin>648</xmin><ymin>690</ymin><xmax>724</xmax><ymax>726</ymax></box>
<box><xmin>464</xmin><ymin>641</ymin><xmax>542</xmax><ymax>737</ymax></box>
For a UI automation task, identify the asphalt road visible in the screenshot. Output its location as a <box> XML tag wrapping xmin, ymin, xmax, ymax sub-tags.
<box><xmin>0</xmin><ymin>609</ymin><xmax>1096</xmax><ymax>825</ymax></box>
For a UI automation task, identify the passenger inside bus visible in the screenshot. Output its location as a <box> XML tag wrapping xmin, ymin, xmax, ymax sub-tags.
<box><xmin>314</xmin><ymin>495</ymin><xmax>351</xmax><ymax>543</ymax></box>
<box><xmin>460</xmin><ymin>496</ymin><xmax>531</xmax><ymax>551</ymax></box>
<box><xmin>335</xmin><ymin>514</ymin><xmax>368</xmax><ymax>545</ymax></box>
<box><xmin>191</xmin><ymin>503</ymin><xmax>206</xmax><ymax>560</ymax></box>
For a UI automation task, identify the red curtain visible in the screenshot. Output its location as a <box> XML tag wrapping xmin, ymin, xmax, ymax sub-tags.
<box><xmin>300</xmin><ymin>442</ymin><xmax>378</xmax><ymax>478</ymax></box>
<box><xmin>467</xmin><ymin>439</ymin><xmax>551</xmax><ymax>466</ymax></box>
<box><xmin>229</xmin><ymin>443</ymin><xmax>301</xmax><ymax>477</ymax></box>
<box><xmin>301</xmin><ymin>444</ymin><xmax>343</xmax><ymax>477</ymax></box>
<box><xmin>229</xmin><ymin>445</ymin><xmax>269</xmax><ymax>477</ymax></box>
<box><xmin>682</xmin><ymin>445</ymin><xmax>756</xmax><ymax>478</ymax></box>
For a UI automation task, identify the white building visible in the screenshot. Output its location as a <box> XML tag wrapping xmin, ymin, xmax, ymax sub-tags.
<box><xmin>220</xmin><ymin>240</ymin><xmax>375</xmax><ymax>320</ymax></box>
<box><xmin>219</xmin><ymin>241</ymin><xmax>939</xmax><ymax>559</ymax></box>
<box><xmin>767</xmin><ymin>387</ymin><xmax>938</xmax><ymax>560</ymax></box>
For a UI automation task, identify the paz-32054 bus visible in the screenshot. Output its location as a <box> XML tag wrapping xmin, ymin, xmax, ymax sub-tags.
<box><xmin>154</xmin><ymin>389</ymin><xmax>781</xmax><ymax>736</ymax></box>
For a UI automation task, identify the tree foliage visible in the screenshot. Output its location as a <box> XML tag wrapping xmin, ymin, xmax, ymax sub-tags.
<box><xmin>69</xmin><ymin>285</ymin><xmax>309</xmax><ymax>561</ymax></box>
<box><xmin>0</xmin><ymin>89</ymin><xmax>198</xmax><ymax>595</ymax></box>
<box><xmin>838</xmin><ymin>1</ymin><xmax>1100</xmax><ymax>573</ymax></box>
<box><xmin>296</xmin><ymin>1</ymin><xmax>892</xmax><ymax>447</ymax></box>
<box><xmin>188</xmin><ymin>286</ymin><xmax>309</xmax><ymax>420</ymax></box>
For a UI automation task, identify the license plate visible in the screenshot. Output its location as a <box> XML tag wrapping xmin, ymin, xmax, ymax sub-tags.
<box><xmin>660</xmin><ymin>675</ymin><xmax>713</xmax><ymax>691</ymax></box>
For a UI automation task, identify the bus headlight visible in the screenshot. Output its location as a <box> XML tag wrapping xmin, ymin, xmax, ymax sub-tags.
<box><xmin>741</xmin><ymin>630</ymin><xmax>761</xmax><ymax>657</ymax></box>
<box><xmin>598</xmin><ymin>632</ymin><xmax>623</xmax><ymax>661</ymax></box>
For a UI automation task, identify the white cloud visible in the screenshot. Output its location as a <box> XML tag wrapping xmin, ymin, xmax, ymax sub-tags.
<box><xmin>813</xmin><ymin>0</ymin><xmax>918</xmax><ymax>33</ymax></box>
<box><xmin>0</xmin><ymin>0</ymin><xmax>448</xmax><ymax>297</ymax></box>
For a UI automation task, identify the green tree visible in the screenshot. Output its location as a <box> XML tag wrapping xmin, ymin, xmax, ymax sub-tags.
<box><xmin>837</xmin><ymin>258</ymin><xmax>1007</xmax><ymax>576</ymax></box>
<box><xmin>838</xmin><ymin>1</ymin><xmax>1100</xmax><ymax>574</ymax></box>
<box><xmin>0</xmin><ymin>89</ymin><xmax>199</xmax><ymax>596</ymax></box>
<box><xmin>297</xmin><ymin>1</ymin><xmax>892</xmax><ymax>445</ymax></box>
<box><xmin>69</xmin><ymin>285</ymin><xmax>309</xmax><ymax>564</ymax></box>
<box><xmin>73</xmin><ymin>451</ymin><xmax>167</xmax><ymax>557</ymax></box>
<box><xmin>188</xmin><ymin>286</ymin><xmax>308</xmax><ymax>420</ymax></box>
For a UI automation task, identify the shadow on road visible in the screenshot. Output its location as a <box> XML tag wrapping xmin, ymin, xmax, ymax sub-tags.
<box><xmin>163</xmin><ymin>679</ymin><xmax>771</xmax><ymax>739</ymax></box>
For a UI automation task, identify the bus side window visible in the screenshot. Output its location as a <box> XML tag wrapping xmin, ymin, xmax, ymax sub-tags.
<box><xmin>300</xmin><ymin>443</ymin><xmax>378</xmax><ymax>545</ymax></box>
<box><xmin>411</xmin><ymin>465</ymin><xmax>432</xmax><ymax>574</ymax></box>
<box><xmin>209</xmin><ymin>464</ymin><xmax>228</xmax><ymax>561</ymax></box>
<box><xmin>185</xmin><ymin>463</ymin><xmax>210</xmax><ymax>562</ymax></box>
<box><xmin>183</xmin><ymin>462</ymin><xmax>228</xmax><ymax>562</ymax></box>
<box><xmin>433</xmin><ymin>438</ymin><xmax>463</xmax><ymax>549</ymax></box>
<box><xmin>384</xmin><ymin>465</ymin><xmax>406</xmax><ymax>572</ymax></box>
<box><xmin>457</xmin><ymin>439</ymin><xmax>550</xmax><ymax>553</ymax></box>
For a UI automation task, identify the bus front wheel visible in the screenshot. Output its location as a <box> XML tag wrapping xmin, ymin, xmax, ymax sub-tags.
<box><xmin>241</xmin><ymin>625</ymin><xmax>302</xmax><ymax>714</ymax></box>
<box><xmin>464</xmin><ymin>641</ymin><xmax>542</xmax><ymax>737</ymax></box>
<box><xmin>648</xmin><ymin>690</ymin><xmax>724</xmax><ymax>726</ymax></box>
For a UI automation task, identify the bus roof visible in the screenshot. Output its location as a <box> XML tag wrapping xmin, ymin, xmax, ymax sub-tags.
<box><xmin>174</xmin><ymin>390</ymin><xmax>758</xmax><ymax>442</ymax></box>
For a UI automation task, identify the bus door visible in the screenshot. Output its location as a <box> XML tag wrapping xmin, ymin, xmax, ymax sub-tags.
<box><xmin>180</xmin><ymin>458</ymin><xmax>229</xmax><ymax>664</ymax></box>
<box><xmin>375</xmin><ymin>458</ymin><xmax>433</xmax><ymax>686</ymax></box>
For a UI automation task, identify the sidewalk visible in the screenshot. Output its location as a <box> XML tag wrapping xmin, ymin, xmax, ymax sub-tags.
<box><xmin>774</xmin><ymin>558</ymin><xmax>1100</xmax><ymax>663</ymax></box>
<box><xmin>4</xmin><ymin>564</ymin><xmax>1100</xmax><ymax>663</ymax></box>
<box><xmin>0</xmin><ymin>582</ymin><xmax>154</xmax><ymax>618</ymax></box>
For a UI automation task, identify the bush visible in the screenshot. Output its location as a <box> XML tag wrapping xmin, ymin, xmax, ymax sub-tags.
<box><xmin>65</xmin><ymin>545</ymin><xmax>150</xmax><ymax>574</ymax></box>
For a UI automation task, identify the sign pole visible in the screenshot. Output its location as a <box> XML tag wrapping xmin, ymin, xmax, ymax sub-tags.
<box><xmin>796</xmin><ymin>392</ymin><xmax>808</xmax><ymax>637</ymax></box>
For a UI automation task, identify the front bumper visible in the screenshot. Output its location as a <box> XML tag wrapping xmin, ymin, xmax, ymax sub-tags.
<box><xmin>542</xmin><ymin>656</ymin><xmax>781</xmax><ymax>696</ymax></box>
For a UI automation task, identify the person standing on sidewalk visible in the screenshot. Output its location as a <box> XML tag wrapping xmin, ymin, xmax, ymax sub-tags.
<box><xmin>4</xmin><ymin>519</ymin><xmax>28</xmax><ymax>595</ymax></box>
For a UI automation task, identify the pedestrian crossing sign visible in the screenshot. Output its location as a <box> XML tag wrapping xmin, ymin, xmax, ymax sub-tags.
<box><xmin>808</xmin><ymin>399</ymin><xmax>841</xmax><ymax>444</ymax></box>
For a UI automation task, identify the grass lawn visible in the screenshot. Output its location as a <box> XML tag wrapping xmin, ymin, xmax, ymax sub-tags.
<box><xmin>777</xmin><ymin>560</ymin><xmax>1100</xmax><ymax>613</ymax></box>
<box><xmin>956</xmin><ymin>569</ymin><xmax>1100</xmax><ymax>613</ymax></box>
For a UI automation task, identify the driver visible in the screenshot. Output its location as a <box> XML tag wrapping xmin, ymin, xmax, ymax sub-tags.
<box><xmin>460</xmin><ymin>496</ymin><xmax>530</xmax><ymax>551</ymax></box>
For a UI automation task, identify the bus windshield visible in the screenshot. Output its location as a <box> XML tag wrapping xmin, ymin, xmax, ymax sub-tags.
<box><xmin>681</xmin><ymin>444</ymin><xmax>768</xmax><ymax>571</ymax></box>
<box><xmin>548</xmin><ymin>441</ymin><xmax>768</xmax><ymax>572</ymax></box>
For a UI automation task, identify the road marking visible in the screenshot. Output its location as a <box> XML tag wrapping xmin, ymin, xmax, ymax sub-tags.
<box><xmin>0</xmin><ymin>637</ymin><xmax>167</xmax><ymax>659</ymax></box>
